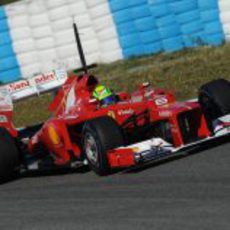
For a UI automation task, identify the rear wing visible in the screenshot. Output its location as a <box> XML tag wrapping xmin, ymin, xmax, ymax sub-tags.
<box><xmin>0</xmin><ymin>69</ymin><xmax>68</xmax><ymax>111</ymax></box>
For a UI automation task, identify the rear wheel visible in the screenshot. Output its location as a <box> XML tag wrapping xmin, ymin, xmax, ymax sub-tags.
<box><xmin>83</xmin><ymin>116</ymin><xmax>124</xmax><ymax>176</ymax></box>
<box><xmin>0</xmin><ymin>128</ymin><xmax>20</xmax><ymax>183</ymax></box>
<box><xmin>198</xmin><ymin>79</ymin><xmax>230</xmax><ymax>131</ymax></box>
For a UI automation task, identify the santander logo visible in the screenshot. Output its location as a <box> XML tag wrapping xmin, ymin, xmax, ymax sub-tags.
<box><xmin>34</xmin><ymin>73</ymin><xmax>56</xmax><ymax>85</ymax></box>
<box><xmin>8</xmin><ymin>80</ymin><xmax>30</xmax><ymax>93</ymax></box>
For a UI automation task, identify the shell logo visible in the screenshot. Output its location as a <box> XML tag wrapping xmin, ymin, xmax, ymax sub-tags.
<box><xmin>48</xmin><ymin>126</ymin><xmax>61</xmax><ymax>145</ymax></box>
<box><xmin>131</xmin><ymin>147</ymin><xmax>140</xmax><ymax>153</ymax></box>
<box><xmin>107</xmin><ymin>111</ymin><xmax>116</xmax><ymax>119</ymax></box>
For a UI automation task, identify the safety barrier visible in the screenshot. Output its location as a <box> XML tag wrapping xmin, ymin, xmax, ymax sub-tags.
<box><xmin>0</xmin><ymin>6</ymin><xmax>21</xmax><ymax>83</ymax></box>
<box><xmin>0</xmin><ymin>0</ymin><xmax>229</xmax><ymax>82</ymax></box>
<box><xmin>109</xmin><ymin>0</ymin><xmax>225</xmax><ymax>57</ymax></box>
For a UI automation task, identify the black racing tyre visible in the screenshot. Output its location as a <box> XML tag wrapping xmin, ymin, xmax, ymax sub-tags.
<box><xmin>198</xmin><ymin>79</ymin><xmax>230</xmax><ymax>131</ymax></box>
<box><xmin>0</xmin><ymin>128</ymin><xmax>20</xmax><ymax>182</ymax></box>
<box><xmin>82</xmin><ymin>116</ymin><xmax>124</xmax><ymax>176</ymax></box>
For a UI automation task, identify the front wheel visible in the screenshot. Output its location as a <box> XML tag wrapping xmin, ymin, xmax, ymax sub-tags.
<box><xmin>83</xmin><ymin>116</ymin><xmax>124</xmax><ymax>176</ymax></box>
<box><xmin>198</xmin><ymin>79</ymin><xmax>230</xmax><ymax>132</ymax></box>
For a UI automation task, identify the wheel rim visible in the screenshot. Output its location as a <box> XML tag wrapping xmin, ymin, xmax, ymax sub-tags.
<box><xmin>84</xmin><ymin>133</ymin><xmax>99</xmax><ymax>166</ymax></box>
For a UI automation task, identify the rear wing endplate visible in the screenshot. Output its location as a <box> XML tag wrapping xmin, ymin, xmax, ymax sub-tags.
<box><xmin>0</xmin><ymin>69</ymin><xmax>68</xmax><ymax>111</ymax></box>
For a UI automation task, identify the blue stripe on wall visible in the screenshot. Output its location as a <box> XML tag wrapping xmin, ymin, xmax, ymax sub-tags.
<box><xmin>0</xmin><ymin>6</ymin><xmax>21</xmax><ymax>84</ymax></box>
<box><xmin>108</xmin><ymin>0</ymin><xmax>225</xmax><ymax>58</ymax></box>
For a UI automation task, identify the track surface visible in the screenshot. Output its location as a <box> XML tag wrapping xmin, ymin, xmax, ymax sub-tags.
<box><xmin>0</xmin><ymin>142</ymin><xmax>229</xmax><ymax>230</ymax></box>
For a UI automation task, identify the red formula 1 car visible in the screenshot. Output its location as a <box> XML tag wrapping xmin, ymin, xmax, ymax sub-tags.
<box><xmin>0</xmin><ymin>70</ymin><xmax>229</xmax><ymax>181</ymax></box>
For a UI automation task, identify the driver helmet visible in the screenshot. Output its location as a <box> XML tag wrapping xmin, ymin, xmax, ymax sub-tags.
<box><xmin>93</xmin><ymin>84</ymin><xmax>115</xmax><ymax>106</ymax></box>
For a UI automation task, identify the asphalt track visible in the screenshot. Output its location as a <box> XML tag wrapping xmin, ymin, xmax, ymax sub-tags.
<box><xmin>0</xmin><ymin>140</ymin><xmax>229</xmax><ymax>230</ymax></box>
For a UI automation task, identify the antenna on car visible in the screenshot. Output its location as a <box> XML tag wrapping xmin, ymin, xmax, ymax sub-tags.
<box><xmin>73</xmin><ymin>22</ymin><xmax>88</xmax><ymax>74</ymax></box>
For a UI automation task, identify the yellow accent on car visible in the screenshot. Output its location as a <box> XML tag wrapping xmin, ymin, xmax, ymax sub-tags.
<box><xmin>107</xmin><ymin>111</ymin><xmax>116</xmax><ymax>119</ymax></box>
<box><xmin>48</xmin><ymin>126</ymin><xmax>61</xmax><ymax>145</ymax></box>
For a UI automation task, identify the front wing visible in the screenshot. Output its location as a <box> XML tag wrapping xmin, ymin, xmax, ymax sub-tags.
<box><xmin>108</xmin><ymin>121</ymin><xmax>230</xmax><ymax>169</ymax></box>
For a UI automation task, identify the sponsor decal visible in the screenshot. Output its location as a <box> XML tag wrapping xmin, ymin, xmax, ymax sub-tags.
<box><xmin>118</xmin><ymin>109</ymin><xmax>134</xmax><ymax>116</ymax></box>
<box><xmin>155</xmin><ymin>97</ymin><xmax>168</xmax><ymax>106</ymax></box>
<box><xmin>8</xmin><ymin>80</ymin><xmax>31</xmax><ymax>93</ymax></box>
<box><xmin>34</xmin><ymin>72</ymin><xmax>56</xmax><ymax>86</ymax></box>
